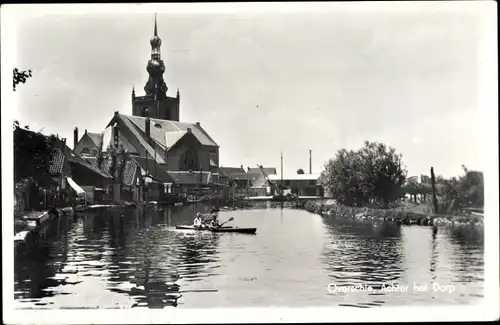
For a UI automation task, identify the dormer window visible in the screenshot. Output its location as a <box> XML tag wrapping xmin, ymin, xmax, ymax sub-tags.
<box><xmin>154</xmin><ymin>123</ymin><xmax>162</xmax><ymax>128</ymax></box>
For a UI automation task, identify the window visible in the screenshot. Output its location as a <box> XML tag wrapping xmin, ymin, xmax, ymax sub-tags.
<box><xmin>309</xmin><ymin>180</ymin><xmax>316</xmax><ymax>186</ymax></box>
<box><xmin>181</xmin><ymin>147</ymin><xmax>199</xmax><ymax>171</ymax></box>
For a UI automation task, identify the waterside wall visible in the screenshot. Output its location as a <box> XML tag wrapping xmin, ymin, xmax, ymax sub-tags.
<box><xmin>303</xmin><ymin>200</ymin><xmax>484</xmax><ymax>228</ymax></box>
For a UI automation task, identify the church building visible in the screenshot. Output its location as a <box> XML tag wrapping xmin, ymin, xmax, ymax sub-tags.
<box><xmin>74</xmin><ymin>15</ymin><xmax>222</xmax><ymax>198</ymax></box>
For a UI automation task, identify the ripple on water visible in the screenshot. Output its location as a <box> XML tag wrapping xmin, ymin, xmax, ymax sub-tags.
<box><xmin>14</xmin><ymin>206</ymin><xmax>485</xmax><ymax>308</ymax></box>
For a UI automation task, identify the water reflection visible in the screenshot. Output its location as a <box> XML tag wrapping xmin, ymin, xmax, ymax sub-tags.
<box><xmin>14</xmin><ymin>204</ymin><xmax>485</xmax><ymax>308</ymax></box>
<box><xmin>321</xmin><ymin>215</ymin><xmax>404</xmax><ymax>292</ymax></box>
<box><xmin>444</xmin><ymin>226</ymin><xmax>484</xmax><ymax>291</ymax></box>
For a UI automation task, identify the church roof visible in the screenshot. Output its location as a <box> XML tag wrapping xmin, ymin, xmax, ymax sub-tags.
<box><xmin>124</xmin><ymin>114</ymin><xmax>218</xmax><ymax>148</ymax></box>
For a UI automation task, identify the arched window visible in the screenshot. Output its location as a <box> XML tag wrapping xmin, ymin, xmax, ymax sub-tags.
<box><xmin>180</xmin><ymin>147</ymin><xmax>199</xmax><ymax>171</ymax></box>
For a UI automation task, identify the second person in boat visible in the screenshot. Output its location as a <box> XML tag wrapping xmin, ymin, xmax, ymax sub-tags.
<box><xmin>209</xmin><ymin>214</ymin><xmax>220</xmax><ymax>229</ymax></box>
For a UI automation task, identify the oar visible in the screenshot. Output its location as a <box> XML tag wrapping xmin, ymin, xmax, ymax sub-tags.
<box><xmin>219</xmin><ymin>217</ymin><xmax>234</xmax><ymax>227</ymax></box>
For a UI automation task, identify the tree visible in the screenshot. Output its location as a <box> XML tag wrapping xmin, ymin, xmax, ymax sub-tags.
<box><xmin>297</xmin><ymin>168</ymin><xmax>305</xmax><ymax>174</ymax></box>
<box><xmin>13</xmin><ymin>68</ymin><xmax>33</xmax><ymax>91</ymax></box>
<box><xmin>14</xmin><ymin>125</ymin><xmax>56</xmax><ymax>188</ymax></box>
<box><xmin>319</xmin><ymin>141</ymin><xmax>407</xmax><ymax>208</ymax></box>
<box><xmin>437</xmin><ymin>166</ymin><xmax>484</xmax><ymax>209</ymax></box>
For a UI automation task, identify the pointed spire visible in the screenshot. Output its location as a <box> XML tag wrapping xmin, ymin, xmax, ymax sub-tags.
<box><xmin>154</xmin><ymin>13</ymin><xmax>158</xmax><ymax>37</ymax></box>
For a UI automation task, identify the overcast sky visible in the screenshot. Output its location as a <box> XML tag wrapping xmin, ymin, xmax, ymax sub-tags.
<box><xmin>4</xmin><ymin>2</ymin><xmax>494</xmax><ymax>178</ymax></box>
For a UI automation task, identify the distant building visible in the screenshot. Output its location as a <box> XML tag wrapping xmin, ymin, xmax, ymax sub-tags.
<box><xmin>219</xmin><ymin>166</ymin><xmax>249</xmax><ymax>188</ymax></box>
<box><xmin>246</xmin><ymin>167</ymin><xmax>277</xmax><ymax>188</ymax></box>
<box><xmin>73</xmin><ymin>128</ymin><xmax>104</xmax><ymax>156</ymax></box>
<box><xmin>268</xmin><ymin>173</ymin><xmax>324</xmax><ymax>197</ymax></box>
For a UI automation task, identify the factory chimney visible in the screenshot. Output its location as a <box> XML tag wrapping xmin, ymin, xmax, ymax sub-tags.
<box><xmin>309</xmin><ymin>149</ymin><xmax>312</xmax><ymax>174</ymax></box>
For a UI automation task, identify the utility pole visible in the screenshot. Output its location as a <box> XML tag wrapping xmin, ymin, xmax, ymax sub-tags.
<box><xmin>281</xmin><ymin>151</ymin><xmax>283</xmax><ymax>191</ymax></box>
<box><xmin>431</xmin><ymin>167</ymin><xmax>438</xmax><ymax>214</ymax></box>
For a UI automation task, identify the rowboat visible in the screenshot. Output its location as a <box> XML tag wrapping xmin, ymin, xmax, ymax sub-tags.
<box><xmin>175</xmin><ymin>225</ymin><xmax>257</xmax><ymax>234</ymax></box>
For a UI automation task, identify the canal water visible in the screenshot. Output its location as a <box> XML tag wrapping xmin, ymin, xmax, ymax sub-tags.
<box><xmin>14</xmin><ymin>202</ymin><xmax>484</xmax><ymax>309</ymax></box>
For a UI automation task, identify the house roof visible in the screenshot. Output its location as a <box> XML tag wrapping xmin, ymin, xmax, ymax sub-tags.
<box><xmin>49</xmin><ymin>149</ymin><xmax>66</xmax><ymax>175</ymax></box>
<box><xmin>87</xmin><ymin>132</ymin><xmax>103</xmax><ymax>147</ymax></box>
<box><xmin>247</xmin><ymin>167</ymin><xmax>277</xmax><ymax>175</ymax></box>
<box><xmin>123</xmin><ymin>114</ymin><xmax>218</xmax><ymax>148</ymax></box>
<box><xmin>64</xmin><ymin>146</ymin><xmax>112</xmax><ymax>179</ymax></box>
<box><xmin>268</xmin><ymin>173</ymin><xmax>321</xmax><ymax>181</ymax></box>
<box><xmin>219</xmin><ymin>167</ymin><xmax>249</xmax><ymax>181</ymax></box>
<box><xmin>220</xmin><ymin>167</ymin><xmax>246</xmax><ymax>176</ymax></box>
<box><xmin>122</xmin><ymin>160</ymin><xmax>138</xmax><ymax>187</ymax></box>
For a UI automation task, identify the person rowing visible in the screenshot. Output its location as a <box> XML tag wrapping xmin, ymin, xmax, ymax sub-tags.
<box><xmin>193</xmin><ymin>213</ymin><xmax>203</xmax><ymax>228</ymax></box>
<box><xmin>209</xmin><ymin>214</ymin><xmax>220</xmax><ymax>229</ymax></box>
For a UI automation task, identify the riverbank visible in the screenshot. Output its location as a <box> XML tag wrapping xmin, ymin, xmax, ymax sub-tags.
<box><xmin>303</xmin><ymin>200</ymin><xmax>484</xmax><ymax>228</ymax></box>
<box><xmin>14</xmin><ymin>207</ymin><xmax>74</xmax><ymax>254</ymax></box>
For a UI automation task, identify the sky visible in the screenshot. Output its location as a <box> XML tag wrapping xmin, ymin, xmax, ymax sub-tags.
<box><xmin>4</xmin><ymin>2</ymin><xmax>495</xmax><ymax>178</ymax></box>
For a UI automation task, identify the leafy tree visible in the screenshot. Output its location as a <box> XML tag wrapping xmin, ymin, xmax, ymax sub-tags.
<box><xmin>437</xmin><ymin>166</ymin><xmax>484</xmax><ymax>210</ymax></box>
<box><xmin>320</xmin><ymin>141</ymin><xmax>407</xmax><ymax>208</ymax></box>
<box><xmin>13</xmin><ymin>68</ymin><xmax>33</xmax><ymax>91</ymax></box>
<box><xmin>297</xmin><ymin>168</ymin><xmax>305</xmax><ymax>174</ymax></box>
<box><xmin>14</xmin><ymin>125</ymin><xmax>57</xmax><ymax>189</ymax></box>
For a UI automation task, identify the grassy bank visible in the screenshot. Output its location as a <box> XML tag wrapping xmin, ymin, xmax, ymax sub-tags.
<box><xmin>303</xmin><ymin>200</ymin><xmax>484</xmax><ymax>228</ymax></box>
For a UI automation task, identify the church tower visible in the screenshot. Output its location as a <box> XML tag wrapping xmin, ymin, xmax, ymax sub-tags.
<box><xmin>132</xmin><ymin>14</ymin><xmax>180</xmax><ymax>121</ymax></box>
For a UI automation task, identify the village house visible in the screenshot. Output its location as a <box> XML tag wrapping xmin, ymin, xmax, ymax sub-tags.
<box><xmin>244</xmin><ymin>166</ymin><xmax>277</xmax><ymax>196</ymax></box>
<box><xmin>14</xmin><ymin>127</ymin><xmax>113</xmax><ymax>210</ymax></box>
<box><xmin>268</xmin><ymin>173</ymin><xmax>324</xmax><ymax>197</ymax></box>
<box><xmin>219</xmin><ymin>166</ymin><xmax>249</xmax><ymax>188</ymax></box>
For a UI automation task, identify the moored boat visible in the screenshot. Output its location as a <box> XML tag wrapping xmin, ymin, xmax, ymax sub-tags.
<box><xmin>175</xmin><ymin>225</ymin><xmax>257</xmax><ymax>234</ymax></box>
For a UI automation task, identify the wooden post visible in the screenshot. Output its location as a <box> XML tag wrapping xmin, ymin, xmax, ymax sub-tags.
<box><xmin>430</xmin><ymin>167</ymin><xmax>438</xmax><ymax>214</ymax></box>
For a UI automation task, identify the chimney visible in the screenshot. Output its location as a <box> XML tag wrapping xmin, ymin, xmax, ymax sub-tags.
<box><xmin>85</xmin><ymin>129</ymin><xmax>87</xmax><ymax>134</ymax></box>
<box><xmin>247</xmin><ymin>166</ymin><xmax>250</xmax><ymax>172</ymax></box>
<box><xmin>74</xmin><ymin>127</ymin><xmax>79</xmax><ymax>149</ymax></box>
<box><xmin>196</xmin><ymin>122</ymin><xmax>200</xmax><ymax>127</ymax></box>
<box><xmin>145</xmin><ymin>117</ymin><xmax>151</xmax><ymax>138</ymax></box>
<box><xmin>309</xmin><ymin>149</ymin><xmax>312</xmax><ymax>174</ymax></box>
<box><xmin>187</xmin><ymin>127</ymin><xmax>192</xmax><ymax>133</ymax></box>
<box><xmin>114</xmin><ymin>111</ymin><xmax>119</xmax><ymax>116</ymax></box>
